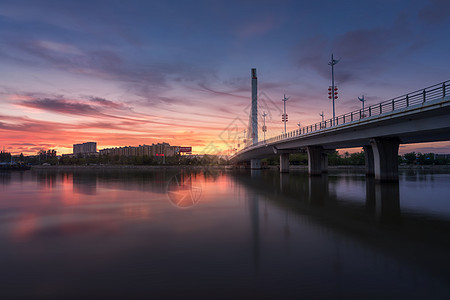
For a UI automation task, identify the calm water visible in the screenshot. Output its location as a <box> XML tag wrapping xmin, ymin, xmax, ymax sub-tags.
<box><xmin>0</xmin><ymin>168</ymin><xmax>449</xmax><ymax>299</ymax></box>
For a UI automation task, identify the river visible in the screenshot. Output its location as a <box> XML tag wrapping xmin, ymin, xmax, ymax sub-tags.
<box><xmin>0</xmin><ymin>168</ymin><xmax>449</xmax><ymax>299</ymax></box>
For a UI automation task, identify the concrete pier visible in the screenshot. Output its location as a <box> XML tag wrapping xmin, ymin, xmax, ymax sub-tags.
<box><xmin>307</xmin><ymin>146</ymin><xmax>327</xmax><ymax>175</ymax></box>
<box><xmin>363</xmin><ymin>145</ymin><xmax>375</xmax><ymax>176</ymax></box>
<box><xmin>370</xmin><ymin>138</ymin><xmax>400</xmax><ymax>182</ymax></box>
<box><xmin>280</xmin><ymin>153</ymin><xmax>290</xmax><ymax>173</ymax></box>
<box><xmin>251</xmin><ymin>159</ymin><xmax>261</xmax><ymax>170</ymax></box>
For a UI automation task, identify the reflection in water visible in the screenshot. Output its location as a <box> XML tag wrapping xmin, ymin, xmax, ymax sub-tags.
<box><xmin>0</xmin><ymin>168</ymin><xmax>449</xmax><ymax>299</ymax></box>
<box><xmin>167</xmin><ymin>171</ymin><xmax>202</xmax><ymax>208</ymax></box>
<box><xmin>0</xmin><ymin>171</ymin><xmax>12</xmax><ymax>185</ymax></box>
<box><xmin>73</xmin><ymin>172</ymin><xmax>97</xmax><ymax>195</ymax></box>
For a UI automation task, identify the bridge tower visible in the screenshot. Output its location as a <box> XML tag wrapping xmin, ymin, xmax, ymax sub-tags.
<box><xmin>251</xmin><ymin>68</ymin><xmax>258</xmax><ymax>145</ymax></box>
<box><xmin>250</xmin><ymin>68</ymin><xmax>261</xmax><ymax>169</ymax></box>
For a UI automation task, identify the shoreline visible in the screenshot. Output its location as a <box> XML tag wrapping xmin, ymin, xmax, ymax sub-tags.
<box><xmin>30</xmin><ymin>164</ymin><xmax>450</xmax><ymax>171</ymax></box>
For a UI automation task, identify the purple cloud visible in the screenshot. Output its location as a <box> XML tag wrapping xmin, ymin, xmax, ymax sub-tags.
<box><xmin>19</xmin><ymin>98</ymin><xmax>98</xmax><ymax>115</ymax></box>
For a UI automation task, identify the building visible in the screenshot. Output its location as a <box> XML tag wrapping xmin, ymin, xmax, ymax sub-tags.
<box><xmin>73</xmin><ymin>142</ymin><xmax>97</xmax><ymax>155</ymax></box>
<box><xmin>99</xmin><ymin>143</ymin><xmax>180</xmax><ymax>157</ymax></box>
<box><xmin>435</xmin><ymin>154</ymin><xmax>450</xmax><ymax>160</ymax></box>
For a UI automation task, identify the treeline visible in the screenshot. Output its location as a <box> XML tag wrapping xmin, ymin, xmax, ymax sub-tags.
<box><xmin>263</xmin><ymin>151</ymin><xmax>365</xmax><ymax>166</ymax></box>
<box><xmin>0</xmin><ymin>151</ymin><xmax>12</xmax><ymax>162</ymax></box>
<box><xmin>263</xmin><ymin>151</ymin><xmax>450</xmax><ymax>166</ymax></box>
<box><xmin>400</xmin><ymin>152</ymin><xmax>449</xmax><ymax>165</ymax></box>
<box><xmin>40</xmin><ymin>154</ymin><xmax>228</xmax><ymax>166</ymax></box>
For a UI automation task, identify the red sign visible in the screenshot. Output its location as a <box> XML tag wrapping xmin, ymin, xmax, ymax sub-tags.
<box><xmin>179</xmin><ymin>147</ymin><xmax>192</xmax><ymax>152</ymax></box>
<box><xmin>156</xmin><ymin>153</ymin><xmax>165</xmax><ymax>156</ymax></box>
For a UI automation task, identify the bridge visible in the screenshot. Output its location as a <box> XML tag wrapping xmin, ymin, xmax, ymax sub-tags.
<box><xmin>230</xmin><ymin>74</ymin><xmax>450</xmax><ymax>182</ymax></box>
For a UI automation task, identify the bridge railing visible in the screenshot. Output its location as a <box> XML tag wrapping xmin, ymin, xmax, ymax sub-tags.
<box><xmin>236</xmin><ymin>80</ymin><xmax>449</xmax><ymax>154</ymax></box>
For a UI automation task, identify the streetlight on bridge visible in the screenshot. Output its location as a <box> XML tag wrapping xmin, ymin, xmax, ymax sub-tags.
<box><xmin>328</xmin><ymin>54</ymin><xmax>340</xmax><ymax>126</ymax></box>
<box><xmin>282</xmin><ymin>94</ymin><xmax>289</xmax><ymax>133</ymax></box>
<box><xmin>358</xmin><ymin>95</ymin><xmax>365</xmax><ymax>110</ymax></box>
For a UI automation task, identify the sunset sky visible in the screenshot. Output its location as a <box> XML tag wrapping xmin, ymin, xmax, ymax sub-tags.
<box><xmin>1</xmin><ymin>0</ymin><xmax>449</xmax><ymax>155</ymax></box>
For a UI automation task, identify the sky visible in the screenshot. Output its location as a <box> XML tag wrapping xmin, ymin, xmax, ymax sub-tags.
<box><xmin>0</xmin><ymin>0</ymin><xmax>449</xmax><ymax>155</ymax></box>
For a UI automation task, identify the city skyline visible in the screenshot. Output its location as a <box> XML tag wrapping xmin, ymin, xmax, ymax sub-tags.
<box><xmin>1</xmin><ymin>0</ymin><xmax>450</xmax><ymax>155</ymax></box>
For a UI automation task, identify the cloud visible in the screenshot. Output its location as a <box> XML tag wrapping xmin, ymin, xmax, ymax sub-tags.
<box><xmin>418</xmin><ymin>0</ymin><xmax>450</xmax><ymax>24</ymax></box>
<box><xmin>19</xmin><ymin>98</ymin><xmax>99</xmax><ymax>116</ymax></box>
<box><xmin>7</xmin><ymin>38</ymin><xmax>219</xmax><ymax>101</ymax></box>
<box><xmin>89</xmin><ymin>97</ymin><xmax>125</xmax><ymax>109</ymax></box>
<box><xmin>10</xmin><ymin>142</ymin><xmax>36</xmax><ymax>146</ymax></box>
<box><xmin>294</xmin><ymin>14</ymin><xmax>420</xmax><ymax>84</ymax></box>
<box><xmin>237</xmin><ymin>16</ymin><xmax>277</xmax><ymax>37</ymax></box>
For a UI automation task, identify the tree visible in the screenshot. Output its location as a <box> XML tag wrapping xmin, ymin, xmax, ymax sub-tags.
<box><xmin>328</xmin><ymin>151</ymin><xmax>343</xmax><ymax>165</ymax></box>
<box><xmin>403</xmin><ymin>152</ymin><xmax>416</xmax><ymax>164</ymax></box>
<box><xmin>0</xmin><ymin>151</ymin><xmax>12</xmax><ymax>162</ymax></box>
<box><xmin>417</xmin><ymin>153</ymin><xmax>434</xmax><ymax>165</ymax></box>
<box><xmin>348</xmin><ymin>152</ymin><xmax>365</xmax><ymax>165</ymax></box>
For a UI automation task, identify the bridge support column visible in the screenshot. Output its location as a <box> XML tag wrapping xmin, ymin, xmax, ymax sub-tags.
<box><xmin>307</xmin><ymin>146</ymin><xmax>327</xmax><ymax>176</ymax></box>
<box><xmin>280</xmin><ymin>153</ymin><xmax>290</xmax><ymax>173</ymax></box>
<box><xmin>363</xmin><ymin>145</ymin><xmax>375</xmax><ymax>176</ymax></box>
<box><xmin>251</xmin><ymin>159</ymin><xmax>261</xmax><ymax>169</ymax></box>
<box><xmin>370</xmin><ymin>138</ymin><xmax>400</xmax><ymax>182</ymax></box>
<box><xmin>321</xmin><ymin>153</ymin><xmax>328</xmax><ymax>173</ymax></box>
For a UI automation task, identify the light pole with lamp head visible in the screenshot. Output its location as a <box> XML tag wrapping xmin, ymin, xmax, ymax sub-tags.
<box><xmin>328</xmin><ymin>54</ymin><xmax>340</xmax><ymax>126</ymax></box>
<box><xmin>282</xmin><ymin>94</ymin><xmax>289</xmax><ymax>133</ymax></box>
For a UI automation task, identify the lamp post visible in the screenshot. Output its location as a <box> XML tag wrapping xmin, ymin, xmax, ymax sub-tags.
<box><xmin>282</xmin><ymin>94</ymin><xmax>289</xmax><ymax>133</ymax></box>
<box><xmin>262</xmin><ymin>111</ymin><xmax>267</xmax><ymax>142</ymax></box>
<box><xmin>319</xmin><ymin>111</ymin><xmax>324</xmax><ymax>122</ymax></box>
<box><xmin>358</xmin><ymin>95</ymin><xmax>365</xmax><ymax>110</ymax></box>
<box><xmin>328</xmin><ymin>54</ymin><xmax>340</xmax><ymax>126</ymax></box>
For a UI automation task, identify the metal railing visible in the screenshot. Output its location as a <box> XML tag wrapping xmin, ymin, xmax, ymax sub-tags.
<box><xmin>236</xmin><ymin>80</ymin><xmax>449</xmax><ymax>154</ymax></box>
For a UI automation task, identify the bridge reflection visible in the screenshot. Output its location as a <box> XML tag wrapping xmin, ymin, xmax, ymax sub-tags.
<box><xmin>239</xmin><ymin>170</ymin><xmax>402</xmax><ymax>223</ymax></box>
<box><xmin>233</xmin><ymin>170</ymin><xmax>450</xmax><ymax>282</ymax></box>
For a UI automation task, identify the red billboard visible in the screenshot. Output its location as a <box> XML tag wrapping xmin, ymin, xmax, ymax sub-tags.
<box><xmin>179</xmin><ymin>147</ymin><xmax>192</xmax><ymax>153</ymax></box>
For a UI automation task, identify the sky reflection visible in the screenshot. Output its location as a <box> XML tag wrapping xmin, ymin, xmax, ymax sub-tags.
<box><xmin>0</xmin><ymin>169</ymin><xmax>449</xmax><ymax>299</ymax></box>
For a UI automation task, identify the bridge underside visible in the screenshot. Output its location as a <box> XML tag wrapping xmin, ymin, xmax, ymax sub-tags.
<box><xmin>231</xmin><ymin>97</ymin><xmax>450</xmax><ymax>182</ymax></box>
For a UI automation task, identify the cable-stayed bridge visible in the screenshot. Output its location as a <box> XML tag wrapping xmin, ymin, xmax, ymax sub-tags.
<box><xmin>230</xmin><ymin>77</ymin><xmax>450</xmax><ymax>182</ymax></box>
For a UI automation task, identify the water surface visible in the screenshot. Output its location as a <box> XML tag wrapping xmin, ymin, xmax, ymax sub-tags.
<box><xmin>0</xmin><ymin>168</ymin><xmax>449</xmax><ymax>299</ymax></box>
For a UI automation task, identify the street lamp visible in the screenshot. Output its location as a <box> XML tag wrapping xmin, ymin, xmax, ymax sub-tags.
<box><xmin>319</xmin><ymin>111</ymin><xmax>324</xmax><ymax>122</ymax></box>
<box><xmin>328</xmin><ymin>54</ymin><xmax>340</xmax><ymax>126</ymax></box>
<box><xmin>281</xmin><ymin>94</ymin><xmax>289</xmax><ymax>133</ymax></box>
<box><xmin>358</xmin><ymin>95</ymin><xmax>365</xmax><ymax>110</ymax></box>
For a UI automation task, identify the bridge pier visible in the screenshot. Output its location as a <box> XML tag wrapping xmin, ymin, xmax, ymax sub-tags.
<box><xmin>370</xmin><ymin>138</ymin><xmax>400</xmax><ymax>182</ymax></box>
<box><xmin>321</xmin><ymin>152</ymin><xmax>328</xmax><ymax>173</ymax></box>
<box><xmin>280</xmin><ymin>153</ymin><xmax>290</xmax><ymax>173</ymax></box>
<box><xmin>307</xmin><ymin>146</ymin><xmax>327</xmax><ymax>175</ymax></box>
<box><xmin>251</xmin><ymin>159</ymin><xmax>261</xmax><ymax>169</ymax></box>
<box><xmin>363</xmin><ymin>145</ymin><xmax>375</xmax><ymax>176</ymax></box>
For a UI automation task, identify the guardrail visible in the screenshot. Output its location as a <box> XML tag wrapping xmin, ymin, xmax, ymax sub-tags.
<box><xmin>236</xmin><ymin>80</ymin><xmax>449</xmax><ymax>154</ymax></box>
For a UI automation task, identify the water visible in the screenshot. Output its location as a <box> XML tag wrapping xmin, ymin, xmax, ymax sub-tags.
<box><xmin>0</xmin><ymin>168</ymin><xmax>449</xmax><ymax>299</ymax></box>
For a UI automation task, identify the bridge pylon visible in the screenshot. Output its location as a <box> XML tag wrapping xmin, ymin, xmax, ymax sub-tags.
<box><xmin>250</xmin><ymin>68</ymin><xmax>261</xmax><ymax>169</ymax></box>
